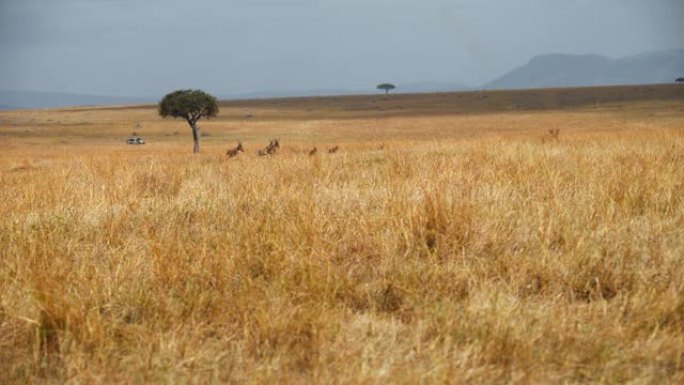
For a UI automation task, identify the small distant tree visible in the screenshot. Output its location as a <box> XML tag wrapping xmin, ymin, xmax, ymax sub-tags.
<box><xmin>158</xmin><ymin>89</ymin><xmax>218</xmax><ymax>153</ymax></box>
<box><xmin>676</xmin><ymin>77</ymin><xmax>684</xmax><ymax>83</ymax></box>
<box><xmin>377</xmin><ymin>83</ymin><xmax>396</xmax><ymax>94</ymax></box>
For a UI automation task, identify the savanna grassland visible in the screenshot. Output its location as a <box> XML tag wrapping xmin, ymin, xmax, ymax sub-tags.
<box><xmin>1</xmin><ymin>85</ymin><xmax>683</xmax><ymax>384</ymax></box>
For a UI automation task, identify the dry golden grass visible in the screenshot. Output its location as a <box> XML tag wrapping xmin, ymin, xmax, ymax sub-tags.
<box><xmin>1</xmin><ymin>86</ymin><xmax>684</xmax><ymax>384</ymax></box>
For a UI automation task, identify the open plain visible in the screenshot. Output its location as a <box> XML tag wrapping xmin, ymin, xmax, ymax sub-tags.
<box><xmin>1</xmin><ymin>84</ymin><xmax>684</xmax><ymax>384</ymax></box>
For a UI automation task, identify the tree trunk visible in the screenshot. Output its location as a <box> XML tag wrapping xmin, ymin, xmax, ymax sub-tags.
<box><xmin>190</xmin><ymin>121</ymin><xmax>200</xmax><ymax>153</ymax></box>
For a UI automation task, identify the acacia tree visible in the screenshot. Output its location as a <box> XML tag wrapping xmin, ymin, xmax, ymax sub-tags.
<box><xmin>158</xmin><ymin>89</ymin><xmax>218</xmax><ymax>153</ymax></box>
<box><xmin>377</xmin><ymin>83</ymin><xmax>396</xmax><ymax>94</ymax></box>
<box><xmin>677</xmin><ymin>77</ymin><xmax>684</xmax><ymax>83</ymax></box>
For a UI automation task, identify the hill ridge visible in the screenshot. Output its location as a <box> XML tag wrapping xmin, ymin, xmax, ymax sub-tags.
<box><xmin>485</xmin><ymin>48</ymin><xmax>684</xmax><ymax>90</ymax></box>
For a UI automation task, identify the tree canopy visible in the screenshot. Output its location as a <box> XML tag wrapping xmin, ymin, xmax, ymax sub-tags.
<box><xmin>159</xmin><ymin>89</ymin><xmax>218</xmax><ymax>124</ymax></box>
<box><xmin>377</xmin><ymin>83</ymin><xmax>396</xmax><ymax>94</ymax></box>
<box><xmin>158</xmin><ymin>89</ymin><xmax>218</xmax><ymax>153</ymax></box>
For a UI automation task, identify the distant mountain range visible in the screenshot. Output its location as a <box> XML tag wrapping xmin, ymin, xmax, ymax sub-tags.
<box><xmin>484</xmin><ymin>49</ymin><xmax>684</xmax><ymax>90</ymax></box>
<box><xmin>0</xmin><ymin>91</ymin><xmax>151</xmax><ymax>110</ymax></box>
<box><xmin>1</xmin><ymin>49</ymin><xmax>682</xmax><ymax>109</ymax></box>
<box><xmin>222</xmin><ymin>82</ymin><xmax>472</xmax><ymax>100</ymax></box>
<box><xmin>394</xmin><ymin>81</ymin><xmax>471</xmax><ymax>93</ymax></box>
<box><xmin>220</xmin><ymin>89</ymin><xmax>372</xmax><ymax>100</ymax></box>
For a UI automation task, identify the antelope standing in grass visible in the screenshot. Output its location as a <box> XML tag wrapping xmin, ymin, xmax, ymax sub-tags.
<box><xmin>308</xmin><ymin>147</ymin><xmax>317</xmax><ymax>156</ymax></box>
<box><xmin>548</xmin><ymin>128</ymin><xmax>560</xmax><ymax>141</ymax></box>
<box><xmin>258</xmin><ymin>138</ymin><xmax>280</xmax><ymax>156</ymax></box>
<box><xmin>328</xmin><ymin>145</ymin><xmax>339</xmax><ymax>154</ymax></box>
<box><xmin>226</xmin><ymin>141</ymin><xmax>244</xmax><ymax>158</ymax></box>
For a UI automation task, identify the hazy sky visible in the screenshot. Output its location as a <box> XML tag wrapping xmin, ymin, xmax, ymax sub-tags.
<box><xmin>1</xmin><ymin>0</ymin><xmax>682</xmax><ymax>97</ymax></box>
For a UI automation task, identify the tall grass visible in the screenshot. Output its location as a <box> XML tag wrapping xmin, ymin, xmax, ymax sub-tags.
<box><xmin>1</xmin><ymin>127</ymin><xmax>683</xmax><ymax>383</ymax></box>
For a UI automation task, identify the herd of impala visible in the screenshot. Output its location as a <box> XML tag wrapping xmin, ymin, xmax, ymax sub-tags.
<box><xmin>225</xmin><ymin>138</ymin><xmax>342</xmax><ymax>158</ymax></box>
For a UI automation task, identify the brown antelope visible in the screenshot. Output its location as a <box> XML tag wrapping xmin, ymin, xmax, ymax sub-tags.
<box><xmin>226</xmin><ymin>141</ymin><xmax>244</xmax><ymax>158</ymax></box>
<box><xmin>308</xmin><ymin>147</ymin><xmax>317</xmax><ymax>156</ymax></box>
<box><xmin>328</xmin><ymin>145</ymin><xmax>339</xmax><ymax>154</ymax></box>
<box><xmin>548</xmin><ymin>128</ymin><xmax>560</xmax><ymax>141</ymax></box>
<box><xmin>258</xmin><ymin>138</ymin><xmax>280</xmax><ymax>156</ymax></box>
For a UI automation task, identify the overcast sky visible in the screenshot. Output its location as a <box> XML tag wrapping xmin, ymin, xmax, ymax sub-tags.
<box><xmin>0</xmin><ymin>0</ymin><xmax>682</xmax><ymax>97</ymax></box>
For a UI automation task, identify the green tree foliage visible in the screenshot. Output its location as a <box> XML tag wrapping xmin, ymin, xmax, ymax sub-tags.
<box><xmin>377</xmin><ymin>83</ymin><xmax>396</xmax><ymax>94</ymax></box>
<box><xmin>159</xmin><ymin>89</ymin><xmax>218</xmax><ymax>153</ymax></box>
<box><xmin>676</xmin><ymin>77</ymin><xmax>684</xmax><ymax>83</ymax></box>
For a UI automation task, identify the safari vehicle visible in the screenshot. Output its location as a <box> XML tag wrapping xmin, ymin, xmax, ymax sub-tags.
<box><xmin>126</xmin><ymin>136</ymin><xmax>145</xmax><ymax>145</ymax></box>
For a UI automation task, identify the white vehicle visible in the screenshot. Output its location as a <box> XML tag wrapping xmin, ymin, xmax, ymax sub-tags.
<box><xmin>126</xmin><ymin>136</ymin><xmax>145</xmax><ymax>145</ymax></box>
